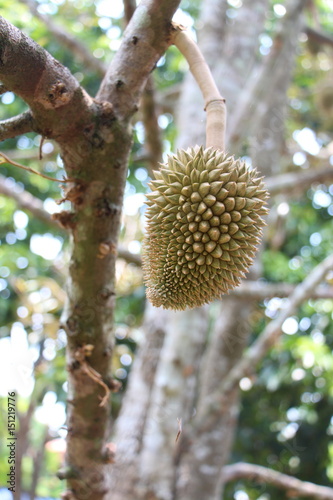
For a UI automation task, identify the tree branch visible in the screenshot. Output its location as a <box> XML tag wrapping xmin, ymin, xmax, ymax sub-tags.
<box><xmin>123</xmin><ymin>0</ymin><xmax>137</xmax><ymax>23</ymax></box>
<box><xmin>265</xmin><ymin>165</ymin><xmax>333</xmax><ymax>197</ymax></box>
<box><xmin>223</xmin><ymin>462</ymin><xmax>333</xmax><ymax>500</ymax></box>
<box><xmin>229</xmin><ymin>280</ymin><xmax>333</xmax><ymax>300</ymax></box>
<box><xmin>305</xmin><ymin>25</ymin><xmax>333</xmax><ymax>48</ymax></box>
<box><xmin>116</xmin><ymin>246</ymin><xmax>142</xmax><ymax>266</ymax></box>
<box><xmin>18</xmin><ymin>0</ymin><xmax>106</xmax><ymax>75</ymax></box>
<box><xmin>0</xmin><ymin>110</ymin><xmax>35</xmax><ymax>141</ymax></box>
<box><xmin>222</xmin><ymin>253</ymin><xmax>333</xmax><ymax>394</ymax></box>
<box><xmin>0</xmin><ymin>173</ymin><xmax>59</xmax><ymax>226</ymax></box>
<box><xmin>0</xmin><ymin>16</ymin><xmax>97</xmax><ymax>156</ymax></box>
<box><xmin>96</xmin><ymin>0</ymin><xmax>181</xmax><ymax>119</ymax></box>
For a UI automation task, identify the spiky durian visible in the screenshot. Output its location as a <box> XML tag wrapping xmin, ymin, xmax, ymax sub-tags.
<box><xmin>142</xmin><ymin>146</ymin><xmax>268</xmax><ymax>310</ymax></box>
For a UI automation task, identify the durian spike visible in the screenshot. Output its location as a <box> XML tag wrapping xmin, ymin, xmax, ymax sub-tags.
<box><xmin>172</xmin><ymin>24</ymin><xmax>226</xmax><ymax>151</ymax></box>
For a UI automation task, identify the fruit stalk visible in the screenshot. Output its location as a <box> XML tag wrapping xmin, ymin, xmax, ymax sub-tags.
<box><xmin>172</xmin><ymin>25</ymin><xmax>226</xmax><ymax>151</ymax></box>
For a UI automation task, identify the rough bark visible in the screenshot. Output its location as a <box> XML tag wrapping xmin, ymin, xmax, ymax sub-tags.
<box><xmin>0</xmin><ymin>3</ymin><xmax>180</xmax><ymax>498</ymax></box>
<box><xmin>0</xmin><ymin>110</ymin><xmax>35</xmax><ymax>141</ymax></box>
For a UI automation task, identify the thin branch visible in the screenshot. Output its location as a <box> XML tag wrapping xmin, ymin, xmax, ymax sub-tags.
<box><xmin>265</xmin><ymin>165</ymin><xmax>333</xmax><ymax>197</ymax></box>
<box><xmin>305</xmin><ymin>25</ymin><xmax>333</xmax><ymax>48</ymax></box>
<box><xmin>221</xmin><ymin>254</ymin><xmax>333</xmax><ymax>394</ymax></box>
<box><xmin>223</xmin><ymin>462</ymin><xmax>333</xmax><ymax>500</ymax></box>
<box><xmin>155</xmin><ymin>82</ymin><xmax>182</xmax><ymax>114</ymax></box>
<box><xmin>0</xmin><ymin>110</ymin><xmax>35</xmax><ymax>141</ymax></box>
<box><xmin>18</xmin><ymin>0</ymin><xmax>106</xmax><ymax>76</ymax></box>
<box><xmin>0</xmin><ymin>151</ymin><xmax>69</xmax><ymax>183</ymax></box>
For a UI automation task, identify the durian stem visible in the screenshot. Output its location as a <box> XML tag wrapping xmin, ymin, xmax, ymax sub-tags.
<box><xmin>172</xmin><ymin>25</ymin><xmax>226</xmax><ymax>151</ymax></box>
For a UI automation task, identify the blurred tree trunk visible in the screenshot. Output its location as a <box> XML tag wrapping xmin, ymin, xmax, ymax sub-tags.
<box><xmin>109</xmin><ymin>1</ymin><xmax>306</xmax><ymax>499</ymax></box>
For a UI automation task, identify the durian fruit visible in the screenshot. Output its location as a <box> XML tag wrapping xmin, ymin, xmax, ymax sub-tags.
<box><xmin>142</xmin><ymin>146</ymin><xmax>268</xmax><ymax>310</ymax></box>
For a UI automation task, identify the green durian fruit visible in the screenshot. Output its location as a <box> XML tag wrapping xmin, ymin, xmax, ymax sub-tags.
<box><xmin>142</xmin><ymin>146</ymin><xmax>268</xmax><ymax>310</ymax></box>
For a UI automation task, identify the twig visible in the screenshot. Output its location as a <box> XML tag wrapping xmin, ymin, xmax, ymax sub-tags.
<box><xmin>0</xmin><ymin>110</ymin><xmax>35</xmax><ymax>141</ymax></box>
<box><xmin>0</xmin><ymin>151</ymin><xmax>69</xmax><ymax>183</ymax></box>
<box><xmin>172</xmin><ymin>25</ymin><xmax>226</xmax><ymax>151</ymax></box>
<box><xmin>0</xmin><ymin>148</ymin><xmax>55</xmax><ymax>160</ymax></box>
<box><xmin>223</xmin><ymin>462</ymin><xmax>333</xmax><ymax>500</ymax></box>
<box><xmin>18</xmin><ymin>0</ymin><xmax>106</xmax><ymax>76</ymax></box>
